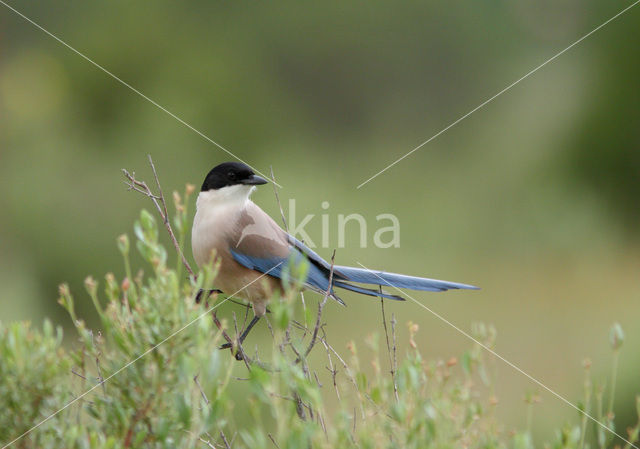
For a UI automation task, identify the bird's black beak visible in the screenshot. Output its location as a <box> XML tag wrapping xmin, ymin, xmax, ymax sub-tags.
<box><xmin>241</xmin><ymin>174</ymin><xmax>269</xmax><ymax>185</ymax></box>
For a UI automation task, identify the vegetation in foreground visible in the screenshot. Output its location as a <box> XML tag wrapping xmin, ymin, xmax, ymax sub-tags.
<box><xmin>1</xmin><ymin>188</ymin><xmax>638</xmax><ymax>449</ymax></box>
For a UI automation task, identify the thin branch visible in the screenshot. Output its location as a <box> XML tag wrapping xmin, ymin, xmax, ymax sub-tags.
<box><xmin>184</xmin><ymin>430</ymin><xmax>220</xmax><ymax>449</ymax></box>
<box><xmin>293</xmin><ymin>392</ymin><xmax>307</xmax><ymax>421</ymax></box>
<box><xmin>322</xmin><ymin>338</ymin><xmax>341</xmax><ymax>401</ymax></box>
<box><xmin>270</xmin><ymin>166</ymin><xmax>308</xmax><ymax>337</ymax></box>
<box><xmin>318</xmin><ymin>412</ymin><xmax>328</xmax><ymax>440</ymax></box>
<box><xmin>299</xmin><ymin>291</ymin><xmax>308</xmax><ymax>339</ymax></box>
<box><xmin>290</xmin><ymin>319</ymin><xmax>343</xmax><ymax>401</ymax></box>
<box><xmin>71</xmin><ymin>368</ymin><xmax>87</xmax><ymax>381</ymax></box>
<box><xmin>320</xmin><ymin>331</ymin><xmax>361</xmax><ymax>397</ymax></box>
<box><xmin>209</xmin><ymin>307</ymin><xmax>234</xmax><ymax>352</ymax></box>
<box><xmin>242</xmin><ymin>301</ymin><xmax>250</xmax><ymax>329</ymax></box>
<box><xmin>269</xmin><ymin>166</ymin><xmax>288</xmax><ymax>232</ymax></box>
<box><xmin>148</xmin><ymin>154</ymin><xmax>169</xmax><ymax>226</ymax></box>
<box><xmin>298</xmin><ymin>250</ymin><xmax>336</xmax><ymax>362</ymax></box>
<box><xmin>391</xmin><ymin>313</ymin><xmax>399</xmax><ymax>402</ymax></box>
<box><xmin>122</xmin><ymin>155</ymin><xmax>194</xmax><ymax>277</ymax></box>
<box><xmin>264</xmin><ymin>315</ymin><xmax>275</xmax><ymax>339</ymax></box>
<box><xmin>380</xmin><ymin>292</ymin><xmax>398</xmax><ymax>402</ymax></box>
<box><xmin>352</xmin><ymin>407</ymin><xmax>357</xmax><ymax>434</ymax></box>
<box><xmin>197</xmin><ymin>436</ymin><xmax>218</xmax><ymax>449</ymax></box>
<box><xmin>194</xmin><ymin>374</ymin><xmax>210</xmax><ymax>405</ymax></box>
<box><xmin>268</xmin><ymin>433</ymin><xmax>281</xmax><ymax>449</ymax></box>
<box><xmin>219</xmin><ymin>431</ymin><xmax>232</xmax><ymax>449</ymax></box>
<box><xmin>231</xmin><ymin>312</ymin><xmax>252</xmax><ymax>368</ymax></box>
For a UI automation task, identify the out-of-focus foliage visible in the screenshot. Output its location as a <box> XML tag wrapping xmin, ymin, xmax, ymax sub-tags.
<box><xmin>0</xmin><ymin>320</ymin><xmax>71</xmax><ymax>445</ymax></box>
<box><xmin>2</xmin><ymin>0</ymin><xmax>640</xmax><ymax>442</ymax></box>
<box><xmin>563</xmin><ymin>8</ymin><xmax>640</xmax><ymax>232</ymax></box>
<box><xmin>1</xmin><ymin>208</ymin><xmax>638</xmax><ymax>448</ymax></box>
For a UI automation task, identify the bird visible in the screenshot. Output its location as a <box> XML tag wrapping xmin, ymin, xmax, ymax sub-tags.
<box><xmin>191</xmin><ymin>162</ymin><xmax>478</xmax><ymax>351</ymax></box>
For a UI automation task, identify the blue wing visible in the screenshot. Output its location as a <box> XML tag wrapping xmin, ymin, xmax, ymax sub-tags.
<box><xmin>230</xmin><ymin>247</ymin><xmax>346</xmax><ymax>305</ymax></box>
<box><xmin>229</xmin><ymin>203</ymin><xmax>478</xmax><ymax>302</ymax></box>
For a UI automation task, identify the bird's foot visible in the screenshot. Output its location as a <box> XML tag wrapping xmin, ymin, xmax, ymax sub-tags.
<box><xmin>195</xmin><ymin>288</ymin><xmax>223</xmax><ymax>303</ymax></box>
<box><xmin>217</xmin><ymin>341</ymin><xmax>245</xmax><ymax>361</ymax></box>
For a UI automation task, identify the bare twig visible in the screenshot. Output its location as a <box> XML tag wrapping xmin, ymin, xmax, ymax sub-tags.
<box><xmin>306</xmin><ymin>401</ymin><xmax>315</xmax><ymax>420</ymax></box>
<box><xmin>264</xmin><ymin>315</ymin><xmax>275</xmax><ymax>339</ymax></box>
<box><xmin>267</xmin><ymin>171</ymin><xmax>300</xmax><ymax>359</ymax></box>
<box><xmin>242</xmin><ymin>301</ymin><xmax>250</xmax><ymax>329</ymax></box>
<box><xmin>197</xmin><ymin>435</ymin><xmax>218</xmax><ymax>449</ymax></box>
<box><xmin>352</xmin><ymin>407</ymin><xmax>357</xmax><ymax>434</ymax></box>
<box><xmin>298</xmin><ymin>250</ymin><xmax>336</xmax><ymax>362</ymax></box>
<box><xmin>232</xmin><ymin>312</ymin><xmax>239</xmax><ymax>343</ymax></box>
<box><xmin>69</xmin><ymin>392</ymin><xmax>94</xmax><ymax>407</ymax></box>
<box><xmin>299</xmin><ymin>291</ymin><xmax>308</xmax><ymax>339</ymax></box>
<box><xmin>268</xmin><ymin>433</ymin><xmax>281</xmax><ymax>449</ymax></box>
<box><xmin>290</xmin><ymin>319</ymin><xmax>342</xmax><ymax>401</ymax></box>
<box><xmin>231</xmin><ymin>312</ymin><xmax>251</xmax><ymax>368</ymax></box>
<box><xmin>71</xmin><ymin>368</ymin><xmax>87</xmax><ymax>381</ymax></box>
<box><xmin>296</xmin><ymin>318</ymin><xmax>382</xmax><ymax>419</ymax></box>
<box><xmin>210</xmin><ymin>308</ymin><xmax>254</xmax><ymax>367</ymax></box>
<box><xmin>320</xmin><ymin>332</ymin><xmax>361</xmax><ymax>398</ymax></box>
<box><xmin>380</xmin><ymin>294</ymin><xmax>391</xmax><ymax>357</ymax></box>
<box><xmin>322</xmin><ymin>338</ymin><xmax>341</xmax><ymax>401</ymax></box>
<box><xmin>122</xmin><ymin>155</ymin><xmax>194</xmax><ymax>277</ymax></box>
<box><xmin>209</xmin><ymin>307</ymin><xmax>234</xmax><ymax>352</ymax></box>
<box><xmin>269</xmin><ymin>166</ymin><xmax>288</xmax><ymax>232</ymax></box>
<box><xmin>183</xmin><ymin>430</ymin><xmax>220</xmax><ymax>449</ymax></box>
<box><xmin>318</xmin><ymin>412</ymin><xmax>328</xmax><ymax>439</ymax></box>
<box><xmin>194</xmin><ymin>374</ymin><xmax>210</xmax><ymax>405</ymax></box>
<box><xmin>391</xmin><ymin>313</ymin><xmax>399</xmax><ymax>402</ymax></box>
<box><xmin>219</xmin><ymin>430</ymin><xmax>232</xmax><ymax>449</ymax></box>
<box><xmin>293</xmin><ymin>392</ymin><xmax>307</xmax><ymax>421</ymax></box>
<box><xmin>270</xmin><ymin>166</ymin><xmax>309</xmax><ymax>337</ymax></box>
<box><xmin>380</xmin><ymin>292</ymin><xmax>398</xmax><ymax>402</ymax></box>
<box><xmin>148</xmin><ymin>154</ymin><xmax>169</xmax><ymax>224</ymax></box>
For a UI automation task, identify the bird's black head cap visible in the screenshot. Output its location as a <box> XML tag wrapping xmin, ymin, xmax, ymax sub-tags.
<box><xmin>201</xmin><ymin>162</ymin><xmax>268</xmax><ymax>191</ymax></box>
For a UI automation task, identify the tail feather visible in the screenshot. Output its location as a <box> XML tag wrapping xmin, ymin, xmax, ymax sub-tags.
<box><xmin>333</xmin><ymin>265</ymin><xmax>479</xmax><ymax>292</ymax></box>
<box><xmin>333</xmin><ymin>281</ymin><xmax>405</xmax><ymax>301</ymax></box>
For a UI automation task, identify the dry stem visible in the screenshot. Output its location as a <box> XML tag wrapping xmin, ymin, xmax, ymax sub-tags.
<box><xmin>122</xmin><ymin>155</ymin><xmax>194</xmax><ymax>277</ymax></box>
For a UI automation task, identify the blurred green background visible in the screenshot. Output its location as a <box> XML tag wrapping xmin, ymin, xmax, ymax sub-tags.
<box><xmin>1</xmin><ymin>0</ymin><xmax>639</xmax><ymax>442</ymax></box>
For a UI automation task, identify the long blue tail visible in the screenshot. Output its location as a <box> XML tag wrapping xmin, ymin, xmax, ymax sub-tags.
<box><xmin>333</xmin><ymin>280</ymin><xmax>405</xmax><ymax>301</ymax></box>
<box><xmin>334</xmin><ymin>265</ymin><xmax>479</xmax><ymax>293</ymax></box>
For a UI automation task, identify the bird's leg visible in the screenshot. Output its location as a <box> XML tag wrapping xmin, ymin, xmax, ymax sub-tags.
<box><xmin>238</xmin><ymin>315</ymin><xmax>261</xmax><ymax>344</ymax></box>
<box><xmin>195</xmin><ymin>288</ymin><xmax>223</xmax><ymax>303</ymax></box>
<box><xmin>219</xmin><ymin>315</ymin><xmax>261</xmax><ymax>351</ymax></box>
<box><xmin>233</xmin><ymin>315</ymin><xmax>261</xmax><ymax>361</ymax></box>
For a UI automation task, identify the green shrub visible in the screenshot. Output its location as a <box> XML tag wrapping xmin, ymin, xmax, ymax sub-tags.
<box><xmin>0</xmin><ymin>203</ymin><xmax>638</xmax><ymax>449</ymax></box>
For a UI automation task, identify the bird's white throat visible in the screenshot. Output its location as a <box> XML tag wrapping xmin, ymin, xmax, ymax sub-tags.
<box><xmin>195</xmin><ymin>184</ymin><xmax>255</xmax><ymax>211</ymax></box>
<box><xmin>192</xmin><ymin>184</ymin><xmax>257</xmax><ymax>266</ymax></box>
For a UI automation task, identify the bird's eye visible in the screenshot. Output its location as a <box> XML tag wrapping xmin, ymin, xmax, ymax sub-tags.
<box><xmin>227</xmin><ymin>171</ymin><xmax>236</xmax><ymax>180</ymax></box>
